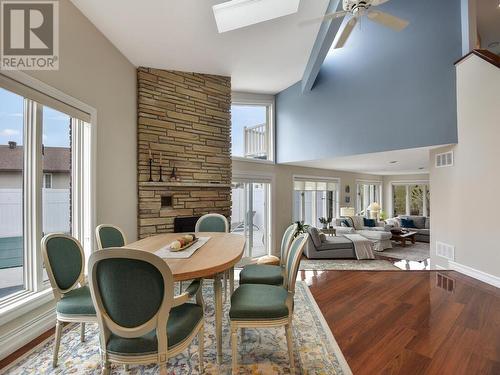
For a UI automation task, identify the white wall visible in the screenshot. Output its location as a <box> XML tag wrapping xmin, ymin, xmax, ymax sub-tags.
<box><xmin>430</xmin><ymin>54</ymin><xmax>500</xmax><ymax>281</ymax></box>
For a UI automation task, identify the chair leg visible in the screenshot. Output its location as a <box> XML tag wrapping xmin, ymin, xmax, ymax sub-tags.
<box><xmin>223</xmin><ymin>271</ymin><xmax>228</xmax><ymax>302</ymax></box>
<box><xmin>159</xmin><ymin>361</ymin><xmax>167</xmax><ymax>375</ymax></box>
<box><xmin>231</xmin><ymin>323</ymin><xmax>238</xmax><ymax>374</ymax></box>
<box><xmin>285</xmin><ymin>323</ymin><xmax>295</xmax><ymax>375</ymax></box>
<box><xmin>124</xmin><ymin>364</ymin><xmax>130</xmax><ymax>371</ymax></box>
<box><xmin>229</xmin><ymin>267</ymin><xmax>234</xmax><ymax>296</ymax></box>
<box><xmin>101</xmin><ymin>361</ymin><xmax>111</xmax><ymax>375</ymax></box>
<box><xmin>80</xmin><ymin>322</ymin><xmax>85</xmax><ymax>342</ymax></box>
<box><xmin>198</xmin><ymin>324</ymin><xmax>204</xmax><ymax>373</ymax></box>
<box><xmin>52</xmin><ymin>320</ymin><xmax>63</xmax><ymax>367</ymax></box>
<box><xmin>179</xmin><ymin>281</ymin><xmax>184</xmax><ymax>293</ymax></box>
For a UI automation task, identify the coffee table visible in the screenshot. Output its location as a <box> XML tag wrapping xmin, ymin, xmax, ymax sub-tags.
<box><xmin>391</xmin><ymin>231</ymin><xmax>417</xmax><ymax>247</ymax></box>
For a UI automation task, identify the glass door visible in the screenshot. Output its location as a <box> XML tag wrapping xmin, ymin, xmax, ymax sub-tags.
<box><xmin>231</xmin><ymin>181</ymin><xmax>270</xmax><ymax>259</ymax></box>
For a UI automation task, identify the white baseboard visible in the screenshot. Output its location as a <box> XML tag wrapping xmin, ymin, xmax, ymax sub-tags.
<box><xmin>0</xmin><ymin>307</ymin><xmax>56</xmax><ymax>360</ymax></box>
<box><xmin>448</xmin><ymin>260</ymin><xmax>500</xmax><ymax>288</ymax></box>
<box><xmin>435</xmin><ymin>264</ymin><xmax>447</xmax><ymax>270</ymax></box>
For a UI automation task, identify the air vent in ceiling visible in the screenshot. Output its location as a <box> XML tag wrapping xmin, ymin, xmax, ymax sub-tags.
<box><xmin>436</xmin><ymin>241</ymin><xmax>455</xmax><ymax>261</ymax></box>
<box><xmin>435</xmin><ymin>151</ymin><xmax>453</xmax><ymax>168</ymax></box>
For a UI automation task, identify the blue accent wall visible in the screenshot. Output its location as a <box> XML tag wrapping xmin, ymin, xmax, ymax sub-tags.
<box><xmin>276</xmin><ymin>0</ymin><xmax>461</xmax><ymax>163</ymax></box>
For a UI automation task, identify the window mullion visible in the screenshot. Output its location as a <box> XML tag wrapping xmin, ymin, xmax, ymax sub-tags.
<box><xmin>23</xmin><ymin>100</ymin><xmax>43</xmax><ymax>292</ymax></box>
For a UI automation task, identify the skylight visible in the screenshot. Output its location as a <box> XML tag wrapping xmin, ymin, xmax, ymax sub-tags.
<box><xmin>213</xmin><ymin>0</ymin><xmax>300</xmax><ymax>33</ymax></box>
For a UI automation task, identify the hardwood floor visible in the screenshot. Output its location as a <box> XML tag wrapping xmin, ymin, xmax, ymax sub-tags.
<box><xmin>303</xmin><ymin>270</ymin><xmax>500</xmax><ymax>375</ymax></box>
<box><xmin>1</xmin><ymin>270</ymin><xmax>498</xmax><ymax>374</ymax></box>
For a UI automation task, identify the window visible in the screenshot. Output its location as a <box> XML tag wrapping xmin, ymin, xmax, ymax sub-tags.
<box><xmin>0</xmin><ymin>88</ymin><xmax>24</xmax><ymax>300</ymax></box>
<box><xmin>0</xmin><ymin>73</ymin><xmax>94</xmax><ymax>309</ymax></box>
<box><xmin>392</xmin><ymin>183</ymin><xmax>430</xmax><ymax>217</ymax></box>
<box><xmin>231</xmin><ymin>179</ymin><xmax>271</xmax><ymax>259</ymax></box>
<box><xmin>356</xmin><ymin>181</ymin><xmax>382</xmax><ymax>216</ymax></box>
<box><xmin>293</xmin><ymin>178</ymin><xmax>339</xmax><ymax>227</ymax></box>
<box><xmin>231</xmin><ymin>94</ymin><xmax>274</xmax><ymax>162</ymax></box>
<box><xmin>43</xmin><ymin>173</ymin><xmax>52</xmax><ymax>188</ymax></box>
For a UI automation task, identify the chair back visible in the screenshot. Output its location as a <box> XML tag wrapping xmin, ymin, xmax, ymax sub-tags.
<box><xmin>96</xmin><ymin>224</ymin><xmax>127</xmax><ymax>249</ymax></box>
<box><xmin>88</xmin><ymin>249</ymin><xmax>174</xmax><ymax>355</ymax></box>
<box><xmin>279</xmin><ymin>223</ymin><xmax>297</xmax><ymax>267</ymax></box>
<box><xmin>284</xmin><ymin>233</ymin><xmax>309</xmax><ymax>293</ymax></box>
<box><xmin>195</xmin><ymin>213</ymin><xmax>228</xmax><ymax>232</ymax></box>
<box><xmin>42</xmin><ymin>233</ymin><xmax>85</xmax><ymax>299</ymax></box>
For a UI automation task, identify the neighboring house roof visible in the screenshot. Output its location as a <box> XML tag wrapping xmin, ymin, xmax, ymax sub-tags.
<box><xmin>0</xmin><ymin>145</ymin><xmax>70</xmax><ymax>172</ymax></box>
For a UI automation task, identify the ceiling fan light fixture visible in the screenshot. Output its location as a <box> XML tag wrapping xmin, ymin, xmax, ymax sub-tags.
<box><xmin>213</xmin><ymin>0</ymin><xmax>300</xmax><ymax>33</ymax></box>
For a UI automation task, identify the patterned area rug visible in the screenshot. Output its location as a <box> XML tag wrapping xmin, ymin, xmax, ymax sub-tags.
<box><xmin>299</xmin><ymin>259</ymin><xmax>399</xmax><ymax>271</ymax></box>
<box><xmin>376</xmin><ymin>242</ymin><xmax>430</xmax><ymax>262</ymax></box>
<box><xmin>3</xmin><ymin>281</ymin><xmax>351</xmax><ymax>375</ymax></box>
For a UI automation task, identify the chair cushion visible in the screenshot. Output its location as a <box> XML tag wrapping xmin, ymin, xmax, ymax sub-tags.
<box><xmin>400</xmin><ymin>218</ymin><xmax>415</xmax><ymax>228</ymax></box>
<box><xmin>56</xmin><ymin>286</ymin><xmax>96</xmax><ymax>316</ymax></box>
<box><xmin>98</xmin><ymin>226</ymin><xmax>125</xmax><ymax>248</ymax></box>
<box><xmin>106</xmin><ymin>303</ymin><xmax>203</xmax><ymax>355</ymax></box>
<box><xmin>307</xmin><ymin>227</ymin><xmax>322</xmax><ymax>248</ymax></box>
<box><xmin>229</xmin><ymin>284</ymin><xmax>288</xmax><ymax>320</ymax></box>
<box><xmin>317</xmin><ymin>236</ymin><xmax>354</xmax><ymax>251</ymax></box>
<box><xmin>239</xmin><ymin>264</ymin><xmax>283</xmax><ymax>285</ymax></box>
<box><xmin>363</xmin><ymin>218</ymin><xmax>376</xmax><ymax>227</ymax></box>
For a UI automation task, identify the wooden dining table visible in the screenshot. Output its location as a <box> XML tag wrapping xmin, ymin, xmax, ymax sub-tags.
<box><xmin>127</xmin><ymin>232</ymin><xmax>245</xmax><ymax>365</ymax></box>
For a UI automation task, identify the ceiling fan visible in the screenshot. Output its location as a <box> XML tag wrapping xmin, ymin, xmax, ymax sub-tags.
<box><xmin>305</xmin><ymin>0</ymin><xmax>409</xmax><ymax>49</ymax></box>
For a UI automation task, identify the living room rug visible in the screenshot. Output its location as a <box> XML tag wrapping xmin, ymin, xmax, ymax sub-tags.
<box><xmin>299</xmin><ymin>259</ymin><xmax>399</xmax><ymax>271</ymax></box>
<box><xmin>2</xmin><ymin>281</ymin><xmax>351</xmax><ymax>375</ymax></box>
<box><xmin>376</xmin><ymin>242</ymin><xmax>430</xmax><ymax>262</ymax></box>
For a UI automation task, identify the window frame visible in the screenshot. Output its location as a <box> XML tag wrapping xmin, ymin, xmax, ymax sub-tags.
<box><xmin>0</xmin><ymin>71</ymin><xmax>97</xmax><ymax>325</ymax></box>
<box><xmin>292</xmin><ymin>175</ymin><xmax>340</xmax><ymax>226</ymax></box>
<box><xmin>43</xmin><ymin>173</ymin><xmax>52</xmax><ymax>189</ymax></box>
<box><xmin>391</xmin><ymin>180</ymin><xmax>430</xmax><ymax>217</ymax></box>
<box><xmin>231</xmin><ymin>92</ymin><xmax>275</xmax><ymax>164</ymax></box>
<box><xmin>231</xmin><ymin>171</ymin><xmax>274</xmax><ymax>258</ymax></box>
<box><xmin>356</xmin><ymin>179</ymin><xmax>383</xmax><ymax>216</ymax></box>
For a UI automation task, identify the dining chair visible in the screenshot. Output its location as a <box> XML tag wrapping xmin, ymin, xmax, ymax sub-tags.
<box><xmin>88</xmin><ymin>248</ymin><xmax>205</xmax><ymax>375</ymax></box>
<box><xmin>239</xmin><ymin>223</ymin><xmax>297</xmax><ymax>286</ymax></box>
<box><xmin>229</xmin><ymin>233</ymin><xmax>309</xmax><ymax>375</ymax></box>
<box><xmin>41</xmin><ymin>233</ymin><xmax>97</xmax><ymax>368</ymax></box>
<box><xmin>95</xmin><ymin>224</ymin><xmax>127</xmax><ymax>249</ymax></box>
<box><xmin>195</xmin><ymin>213</ymin><xmax>233</xmax><ymax>299</ymax></box>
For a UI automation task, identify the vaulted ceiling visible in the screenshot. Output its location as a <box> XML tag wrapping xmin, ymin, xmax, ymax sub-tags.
<box><xmin>70</xmin><ymin>0</ymin><xmax>330</xmax><ymax>93</ymax></box>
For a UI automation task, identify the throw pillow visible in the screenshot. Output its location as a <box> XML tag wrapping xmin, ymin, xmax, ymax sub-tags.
<box><xmin>307</xmin><ymin>227</ymin><xmax>322</xmax><ymax>248</ymax></box>
<box><xmin>341</xmin><ymin>219</ymin><xmax>351</xmax><ymax>227</ymax></box>
<box><xmin>363</xmin><ymin>218</ymin><xmax>376</xmax><ymax>227</ymax></box>
<box><xmin>400</xmin><ymin>218</ymin><xmax>415</xmax><ymax>228</ymax></box>
<box><xmin>319</xmin><ymin>233</ymin><xmax>327</xmax><ymax>242</ymax></box>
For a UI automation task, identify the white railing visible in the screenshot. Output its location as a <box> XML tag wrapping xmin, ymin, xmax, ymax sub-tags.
<box><xmin>244</xmin><ymin>123</ymin><xmax>267</xmax><ymax>158</ymax></box>
<box><xmin>0</xmin><ymin>188</ymin><xmax>70</xmax><ymax>238</ymax></box>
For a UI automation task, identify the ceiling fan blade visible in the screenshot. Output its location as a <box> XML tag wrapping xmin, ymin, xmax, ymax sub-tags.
<box><xmin>371</xmin><ymin>0</ymin><xmax>391</xmax><ymax>5</ymax></box>
<box><xmin>333</xmin><ymin>17</ymin><xmax>357</xmax><ymax>49</ymax></box>
<box><xmin>299</xmin><ymin>10</ymin><xmax>348</xmax><ymax>26</ymax></box>
<box><xmin>366</xmin><ymin>10</ymin><xmax>409</xmax><ymax>31</ymax></box>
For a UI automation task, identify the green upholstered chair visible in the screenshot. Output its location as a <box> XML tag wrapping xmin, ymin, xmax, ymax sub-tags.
<box><xmin>88</xmin><ymin>248</ymin><xmax>204</xmax><ymax>375</ymax></box>
<box><xmin>96</xmin><ymin>224</ymin><xmax>127</xmax><ymax>249</ymax></box>
<box><xmin>41</xmin><ymin>233</ymin><xmax>97</xmax><ymax>367</ymax></box>
<box><xmin>229</xmin><ymin>233</ymin><xmax>309</xmax><ymax>374</ymax></box>
<box><xmin>195</xmin><ymin>213</ymin><xmax>233</xmax><ymax>299</ymax></box>
<box><xmin>239</xmin><ymin>223</ymin><xmax>297</xmax><ymax>286</ymax></box>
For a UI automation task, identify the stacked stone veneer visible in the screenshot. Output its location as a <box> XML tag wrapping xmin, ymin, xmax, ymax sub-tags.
<box><xmin>137</xmin><ymin>67</ymin><xmax>231</xmax><ymax>238</ymax></box>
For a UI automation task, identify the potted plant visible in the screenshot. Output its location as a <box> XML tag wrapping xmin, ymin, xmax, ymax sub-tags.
<box><xmin>318</xmin><ymin>217</ymin><xmax>332</xmax><ymax>230</ymax></box>
<box><xmin>294</xmin><ymin>221</ymin><xmax>310</xmax><ymax>238</ymax></box>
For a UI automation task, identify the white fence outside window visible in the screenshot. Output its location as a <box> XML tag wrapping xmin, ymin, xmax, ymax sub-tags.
<box><xmin>0</xmin><ymin>188</ymin><xmax>70</xmax><ymax>238</ymax></box>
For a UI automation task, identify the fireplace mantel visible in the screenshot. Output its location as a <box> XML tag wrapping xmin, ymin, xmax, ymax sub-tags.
<box><xmin>140</xmin><ymin>182</ymin><xmax>231</xmax><ymax>188</ymax></box>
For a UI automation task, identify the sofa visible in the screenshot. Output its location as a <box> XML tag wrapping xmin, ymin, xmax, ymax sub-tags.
<box><xmin>304</xmin><ymin>227</ymin><xmax>356</xmax><ymax>259</ymax></box>
<box><xmin>333</xmin><ymin>216</ymin><xmax>393</xmax><ymax>251</ymax></box>
<box><xmin>385</xmin><ymin>215</ymin><xmax>430</xmax><ymax>243</ymax></box>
